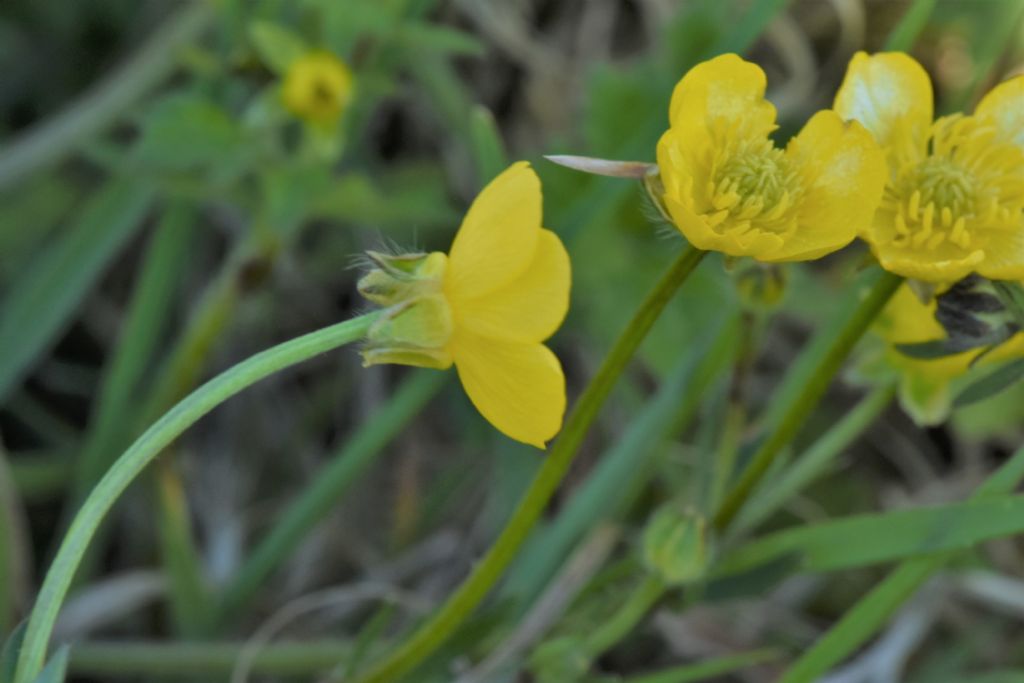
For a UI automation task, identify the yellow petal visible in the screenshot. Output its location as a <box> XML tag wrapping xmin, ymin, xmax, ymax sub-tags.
<box><xmin>667</xmin><ymin>53</ymin><xmax>776</xmax><ymax>141</ymax></box>
<box><xmin>451</xmin><ymin>229</ymin><xmax>570</xmax><ymax>343</ymax></box>
<box><xmin>447</xmin><ymin>161</ymin><xmax>541</xmax><ymax>299</ymax></box>
<box><xmin>975</xmin><ymin>75</ymin><xmax>1024</xmax><ymax>149</ymax></box>
<box><xmin>978</xmin><ymin>221</ymin><xmax>1024</xmax><ymax>280</ymax></box>
<box><xmin>453</xmin><ymin>332</ymin><xmax>566</xmax><ymax>448</ymax></box>
<box><xmin>764</xmin><ymin>112</ymin><xmax>887</xmax><ymax>262</ymax></box>
<box><xmin>834</xmin><ymin>52</ymin><xmax>933</xmax><ymax>158</ymax></box>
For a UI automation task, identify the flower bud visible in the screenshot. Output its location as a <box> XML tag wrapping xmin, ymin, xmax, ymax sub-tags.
<box><xmin>641</xmin><ymin>505</ymin><xmax>707</xmax><ymax>585</ymax></box>
<box><xmin>358</xmin><ymin>251</ymin><xmax>454</xmax><ymax>370</ymax></box>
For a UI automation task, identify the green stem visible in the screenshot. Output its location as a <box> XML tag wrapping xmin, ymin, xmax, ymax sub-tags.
<box><xmin>583</xmin><ymin>575</ymin><xmax>667</xmax><ymax>657</ymax></box>
<box><xmin>355</xmin><ymin>245</ymin><xmax>708</xmax><ymax>683</ymax></box>
<box><xmin>883</xmin><ymin>0</ymin><xmax>938</xmax><ymax>51</ymax></box>
<box><xmin>712</xmin><ymin>270</ymin><xmax>903</xmax><ymax>532</ymax></box>
<box><xmin>730</xmin><ymin>383</ymin><xmax>896</xmax><ymax>537</ymax></box>
<box><xmin>13</xmin><ymin>313</ymin><xmax>377</xmax><ymax>683</ymax></box>
<box><xmin>625</xmin><ymin>648</ymin><xmax>781</xmax><ymax>683</ymax></box>
<box><xmin>68</xmin><ymin>640</ymin><xmax>353</xmax><ymax>677</ymax></box>
<box><xmin>218</xmin><ymin>370</ymin><xmax>447</xmax><ymax>623</ymax></box>
<box><xmin>0</xmin><ymin>3</ymin><xmax>212</xmax><ymax>189</ymax></box>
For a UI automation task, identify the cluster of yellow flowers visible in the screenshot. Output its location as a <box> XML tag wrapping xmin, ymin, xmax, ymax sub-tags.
<box><xmin>358</xmin><ymin>51</ymin><xmax>1024</xmax><ymax>445</ymax></box>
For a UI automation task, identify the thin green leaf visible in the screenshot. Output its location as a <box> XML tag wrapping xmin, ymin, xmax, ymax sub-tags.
<box><xmin>0</xmin><ymin>177</ymin><xmax>155</xmax><ymax>403</ymax></box>
<box><xmin>992</xmin><ymin>281</ymin><xmax>1024</xmax><ymax>330</ymax></box>
<box><xmin>884</xmin><ymin>0</ymin><xmax>938</xmax><ymax>50</ymax></box>
<box><xmin>717</xmin><ymin>495</ymin><xmax>1024</xmax><ymax>577</ymax></box>
<box><xmin>29</xmin><ymin>647</ymin><xmax>67</xmax><ymax>683</ymax></box>
<box><xmin>394</xmin><ymin>23</ymin><xmax>485</xmax><ymax>57</ymax></box>
<box><xmin>626</xmin><ymin>648</ymin><xmax>781</xmax><ymax>683</ymax></box>
<box><xmin>779</xmin><ymin>442</ymin><xmax>1024</xmax><ymax>683</ymax></box>
<box><xmin>468</xmin><ymin>106</ymin><xmax>508</xmax><ymax>186</ymax></box>
<box><xmin>954</xmin><ymin>358</ymin><xmax>1024</xmax><ymax>408</ymax></box>
<box><xmin>731</xmin><ymin>384</ymin><xmax>896</xmax><ymax>536</ymax></box>
<box><xmin>72</xmin><ymin>204</ymin><xmax>196</xmax><ymax>501</ymax></box>
<box><xmin>895</xmin><ymin>328</ymin><xmax>1013</xmax><ymax>360</ymax></box>
<box><xmin>1</xmin><ymin>623</ymin><xmax>26</xmax><ymax>683</ymax></box>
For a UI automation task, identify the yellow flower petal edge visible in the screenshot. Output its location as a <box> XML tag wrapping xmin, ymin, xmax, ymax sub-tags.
<box><xmin>835</xmin><ymin>53</ymin><xmax>1024</xmax><ymax>283</ymax></box>
<box><xmin>357</xmin><ymin>162</ymin><xmax>571</xmax><ymax>448</ymax></box>
<box><xmin>656</xmin><ymin>54</ymin><xmax>886</xmax><ymax>262</ymax></box>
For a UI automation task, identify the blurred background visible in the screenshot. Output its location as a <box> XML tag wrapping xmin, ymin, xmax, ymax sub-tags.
<box><xmin>2</xmin><ymin>0</ymin><xmax>1024</xmax><ymax>681</ymax></box>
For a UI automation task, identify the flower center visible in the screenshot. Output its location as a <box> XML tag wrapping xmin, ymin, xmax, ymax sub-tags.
<box><xmin>890</xmin><ymin>157</ymin><xmax>978</xmax><ymax>252</ymax></box>
<box><xmin>708</xmin><ymin>144</ymin><xmax>800</xmax><ymax>233</ymax></box>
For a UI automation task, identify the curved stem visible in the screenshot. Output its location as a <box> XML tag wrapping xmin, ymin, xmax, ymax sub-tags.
<box><xmin>712</xmin><ymin>270</ymin><xmax>903</xmax><ymax>532</ymax></box>
<box><xmin>13</xmin><ymin>313</ymin><xmax>378</xmax><ymax>683</ymax></box>
<box><xmin>355</xmin><ymin>245</ymin><xmax>707</xmax><ymax>683</ymax></box>
<box><xmin>583</xmin><ymin>575</ymin><xmax>666</xmax><ymax>657</ymax></box>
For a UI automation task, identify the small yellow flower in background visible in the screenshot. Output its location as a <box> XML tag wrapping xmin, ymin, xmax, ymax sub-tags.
<box><xmin>835</xmin><ymin>52</ymin><xmax>1024</xmax><ymax>283</ymax></box>
<box><xmin>282</xmin><ymin>51</ymin><xmax>353</xmax><ymax>127</ymax></box>
<box><xmin>873</xmin><ymin>283</ymin><xmax>1024</xmax><ymax>424</ymax></box>
<box><xmin>656</xmin><ymin>54</ymin><xmax>887</xmax><ymax>262</ymax></box>
<box><xmin>358</xmin><ymin>162</ymin><xmax>571</xmax><ymax>448</ymax></box>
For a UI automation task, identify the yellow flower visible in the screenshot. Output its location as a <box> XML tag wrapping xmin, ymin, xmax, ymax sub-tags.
<box><xmin>282</xmin><ymin>51</ymin><xmax>353</xmax><ymax>127</ymax></box>
<box><xmin>656</xmin><ymin>54</ymin><xmax>887</xmax><ymax>261</ymax></box>
<box><xmin>874</xmin><ymin>283</ymin><xmax>1024</xmax><ymax>424</ymax></box>
<box><xmin>358</xmin><ymin>162</ymin><xmax>571</xmax><ymax>448</ymax></box>
<box><xmin>834</xmin><ymin>52</ymin><xmax>1024</xmax><ymax>283</ymax></box>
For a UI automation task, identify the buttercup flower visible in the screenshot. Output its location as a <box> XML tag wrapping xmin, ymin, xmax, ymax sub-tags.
<box><xmin>656</xmin><ymin>54</ymin><xmax>887</xmax><ymax>261</ymax></box>
<box><xmin>358</xmin><ymin>162</ymin><xmax>571</xmax><ymax>448</ymax></box>
<box><xmin>835</xmin><ymin>52</ymin><xmax>1024</xmax><ymax>282</ymax></box>
<box><xmin>873</xmin><ymin>283</ymin><xmax>1024</xmax><ymax>424</ymax></box>
<box><xmin>282</xmin><ymin>51</ymin><xmax>353</xmax><ymax>127</ymax></box>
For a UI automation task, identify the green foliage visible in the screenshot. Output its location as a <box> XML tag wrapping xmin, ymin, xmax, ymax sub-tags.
<box><xmin>2</xmin><ymin>0</ymin><xmax>1023</xmax><ymax>681</ymax></box>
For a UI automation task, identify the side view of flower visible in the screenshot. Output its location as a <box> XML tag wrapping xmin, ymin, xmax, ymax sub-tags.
<box><xmin>835</xmin><ymin>52</ymin><xmax>1024</xmax><ymax>282</ymax></box>
<box><xmin>656</xmin><ymin>53</ymin><xmax>887</xmax><ymax>262</ymax></box>
<box><xmin>359</xmin><ymin>162</ymin><xmax>571</xmax><ymax>448</ymax></box>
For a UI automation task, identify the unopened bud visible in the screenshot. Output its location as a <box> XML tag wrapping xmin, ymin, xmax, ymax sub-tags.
<box><xmin>642</xmin><ymin>505</ymin><xmax>707</xmax><ymax>585</ymax></box>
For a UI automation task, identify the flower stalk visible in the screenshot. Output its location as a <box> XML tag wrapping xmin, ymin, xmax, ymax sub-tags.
<box><xmin>13</xmin><ymin>313</ymin><xmax>379</xmax><ymax>683</ymax></box>
<box><xmin>354</xmin><ymin>245</ymin><xmax>707</xmax><ymax>683</ymax></box>
<box><xmin>713</xmin><ymin>269</ymin><xmax>904</xmax><ymax>532</ymax></box>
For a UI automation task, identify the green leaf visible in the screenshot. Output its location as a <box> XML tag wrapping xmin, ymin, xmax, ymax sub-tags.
<box><xmin>134</xmin><ymin>93</ymin><xmax>244</xmax><ymax>171</ymax></box>
<box><xmin>248</xmin><ymin>21</ymin><xmax>308</xmax><ymax>74</ymax></box>
<box><xmin>954</xmin><ymin>358</ymin><xmax>1024</xmax><ymax>408</ymax></box>
<box><xmin>1</xmin><ymin>622</ymin><xmax>27</xmax><ymax>683</ymax></box>
<box><xmin>393</xmin><ymin>23</ymin><xmax>485</xmax><ymax>57</ymax></box>
<box><xmin>468</xmin><ymin>106</ymin><xmax>508</xmax><ymax>186</ymax></box>
<box><xmin>30</xmin><ymin>647</ymin><xmax>67</xmax><ymax>683</ymax></box>
<box><xmin>717</xmin><ymin>494</ymin><xmax>1024</xmax><ymax>577</ymax></box>
<box><xmin>0</xmin><ymin>177</ymin><xmax>155</xmax><ymax>403</ymax></box>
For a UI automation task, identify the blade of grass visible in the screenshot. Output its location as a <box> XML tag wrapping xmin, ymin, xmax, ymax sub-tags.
<box><xmin>716</xmin><ymin>494</ymin><xmax>1024</xmax><ymax>577</ymax></box>
<box><xmin>68</xmin><ymin>640</ymin><xmax>354</xmax><ymax>677</ymax></box>
<box><xmin>625</xmin><ymin>648</ymin><xmax>781</xmax><ymax>683</ymax></box>
<box><xmin>0</xmin><ymin>177</ymin><xmax>155</xmax><ymax>403</ymax></box>
<box><xmin>0</xmin><ymin>3</ymin><xmax>212</xmax><ymax>189</ymax></box>
<box><xmin>71</xmin><ymin>204</ymin><xmax>197</xmax><ymax>502</ymax></box>
<box><xmin>218</xmin><ymin>370</ymin><xmax>447</xmax><ymax>623</ymax></box>
<box><xmin>0</xmin><ymin>447</ymin><xmax>31</xmax><ymax>634</ymax></box>
<box><xmin>883</xmin><ymin>0</ymin><xmax>938</xmax><ymax>51</ymax></box>
<box><xmin>156</xmin><ymin>458</ymin><xmax>213</xmax><ymax>637</ymax></box>
<box><xmin>779</xmin><ymin>441</ymin><xmax>1024</xmax><ymax>683</ymax></box>
<box><xmin>730</xmin><ymin>384</ymin><xmax>896</xmax><ymax>536</ymax></box>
